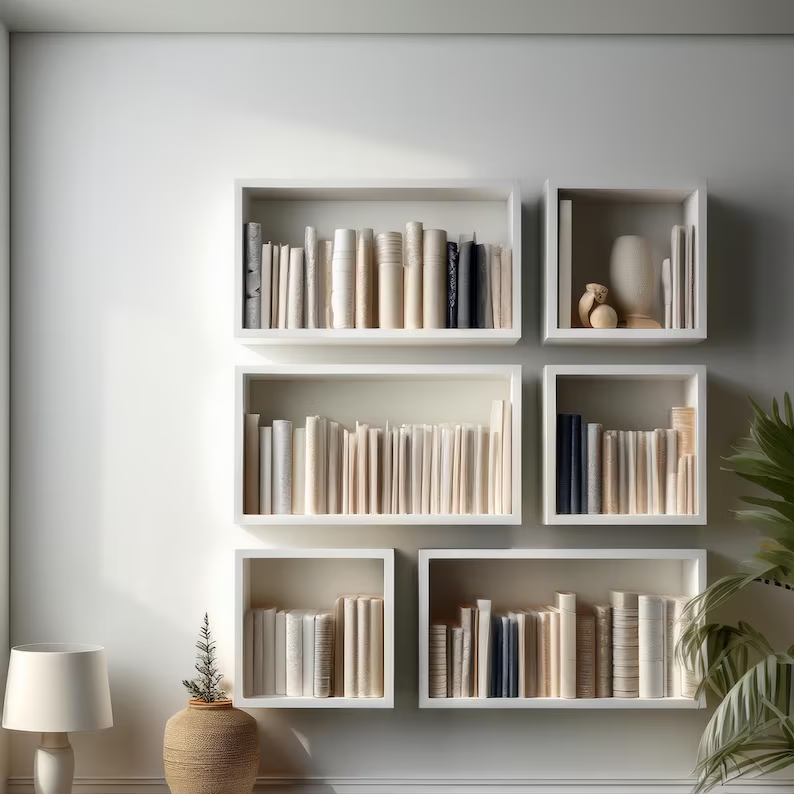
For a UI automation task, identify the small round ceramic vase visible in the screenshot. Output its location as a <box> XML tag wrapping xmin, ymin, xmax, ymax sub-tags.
<box><xmin>164</xmin><ymin>700</ymin><xmax>259</xmax><ymax>794</ymax></box>
<box><xmin>608</xmin><ymin>235</ymin><xmax>661</xmax><ymax>329</ymax></box>
<box><xmin>578</xmin><ymin>283</ymin><xmax>617</xmax><ymax>328</ymax></box>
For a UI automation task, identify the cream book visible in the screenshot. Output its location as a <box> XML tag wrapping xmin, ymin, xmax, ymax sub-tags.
<box><xmin>488</xmin><ymin>400</ymin><xmax>503</xmax><ymax>514</ymax></box>
<box><xmin>458</xmin><ymin>605</ymin><xmax>474</xmax><ymax>697</ymax></box>
<box><xmin>501</xmin><ymin>402</ymin><xmax>512</xmax><ymax>516</ymax></box>
<box><xmin>391</xmin><ymin>427</ymin><xmax>400</xmax><ymax>514</ymax></box>
<box><xmin>440</xmin><ymin>425</ymin><xmax>454</xmax><ymax>514</ymax></box>
<box><xmin>369</xmin><ymin>597</ymin><xmax>384</xmax><ymax>698</ymax></box>
<box><xmin>451</xmin><ymin>425</ymin><xmax>462</xmax><ymax>514</ymax></box>
<box><xmin>421</xmin><ymin>424</ymin><xmax>432</xmax><ymax>514</ymax></box>
<box><xmin>546</xmin><ymin>605</ymin><xmax>560</xmax><ymax>698</ymax></box>
<box><xmin>476</xmin><ymin>598</ymin><xmax>492</xmax><ymax>698</ymax></box>
<box><xmin>259</xmin><ymin>426</ymin><xmax>272</xmax><ymax>515</ymax></box>
<box><xmin>555</xmin><ymin>592</ymin><xmax>576</xmax><ymax>699</ymax></box>
<box><xmin>333</xmin><ymin>596</ymin><xmax>345</xmax><ymax>697</ymax></box>
<box><xmin>253</xmin><ymin>607</ymin><xmax>265</xmax><ymax>696</ymax></box>
<box><xmin>343</xmin><ymin>596</ymin><xmax>358</xmax><ymax>697</ymax></box>
<box><xmin>285</xmin><ymin>609</ymin><xmax>306</xmax><ymax>697</ymax></box>
<box><xmin>292</xmin><ymin>427</ymin><xmax>306</xmax><ymax>515</ymax></box>
<box><xmin>244</xmin><ymin>610</ymin><xmax>254</xmax><ymax>697</ymax></box>
<box><xmin>430</xmin><ymin>425</ymin><xmax>440</xmax><ymax>514</ymax></box>
<box><xmin>357</xmin><ymin>423</ymin><xmax>369</xmax><ymax>515</ymax></box>
<box><xmin>262</xmin><ymin>606</ymin><xmax>277</xmax><ymax>696</ymax></box>
<box><xmin>535</xmin><ymin>608</ymin><xmax>551</xmax><ymax>697</ymax></box>
<box><xmin>381</xmin><ymin>421</ymin><xmax>392</xmax><ymax>515</ymax></box>
<box><xmin>302</xmin><ymin>610</ymin><xmax>318</xmax><ymax>697</ymax></box>
<box><xmin>328</xmin><ymin>420</ymin><xmax>341</xmax><ymax>515</ymax></box>
<box><xmin>411</xmin><ymin>425</ymin><xmax>423</xmax><ymax>515</ymax></box>
<box><xmin>275</xmin><ymin>609</ymin><xmax>287</xmax><ymax>696</ymax></box>
<box><xmin>313</xmin><ymin>611</ymin><xmax>334</xmax><ymax>698</ymax></box>
<box><xmin>369</xmin><ymin>428</ymin><xmax>380</xmax><ymax>515</ymax></box>
<box><xmin>277</xmin><ymin>244</ymin><xmax>290</xmax><ymax>329</ymax></box>
<box><xmin>451</xmin><ymin>626</ymin><xmax>464</xmax><ymax>698</ymax></box>
<box><xmin>356</xmin><ymin>597</ymin><xmax>372</xmax><ymax>697</ymax></box>
<box><xmin>341</xmin><ymin>429</ymin><xmax>349</xmax><ymax>515</ymax></box>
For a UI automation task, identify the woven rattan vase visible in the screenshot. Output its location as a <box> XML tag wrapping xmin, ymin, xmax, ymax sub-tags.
<box><xmin>164</xmin><ymin>700</ymin><xmax>259</xmax><ymax>794</ymax></box>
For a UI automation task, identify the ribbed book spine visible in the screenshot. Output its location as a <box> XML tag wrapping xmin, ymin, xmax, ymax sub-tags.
<box><xmin>576</xmin><ymin>614</ymin><xmax>595</xmax><ymax>698</ymax></box>
<box><xmin>594</xmin><ymin>604</ymin><xmax>612</xmax><ymax>698</ymax></box>
<box><xmin>429</xmin><ymin>624</ymin><xmax>448</xmax><ymax>697</ymax></box>
<box><xmin>313</xmin><ymin>611</ymin><xmax>334</xmax><ymax>698</ymax></box>
<box><xmin>587</xmin><ymin>423</ymin><xmax>602</xmax><ymax>514</ymax></box>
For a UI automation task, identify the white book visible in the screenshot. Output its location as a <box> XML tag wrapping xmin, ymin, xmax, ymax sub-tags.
<box><xmin>275</xmin><ymin>609</ymin><xmax>287</xmax><ymax>695</ymax></box>
<box><xmin>391</xmin><ymin>427</ymin><xmax>400</xmax><ymax>514</ymax></box>
<box><xmin>501</xmin><ymin>247</ymin><xmax>513</xmax><ymax>330</ymax></box>
<box><xmin>451</xmin><ymin>425</ymin><xmax>462</xmax><ymax>514</ymax></box>
<box><xmin>253</xmin><ymin>608</ymin><xmax>265</xmax><ymax>696</ymax></box>
<box><xmin>259</xmin><ymin>426</ymin><xmax>272</xmax><ymax>515</ymax></box>
<box><xmin>665</xmin><ymin>429</ymin><xmax>678</xmax><ymax>516</ymax></box>
<box><xmin>313</xmin><ymin>611</ymin><xmax>334</xmax><ymax>698</ymax></box>
<box><xmin>369</xmin><ymin>597</ymin><xmax>384</xmax><ymax>698</ymax></box>
<box><xmin>558</xmin><ymin>199</ymin><xmax>573</xmax><ymax>329</ymax></box>
<box><xmin>440</xmin><ymin>425</ymin><xmax>453</xmax><ymax>514</ymax></box>
<box><xmin>261</xmin><ymin>242</ymin><xmax>273</xmax><ymax>329</ymax></box>
<box><xmin>421</xmin><ymin>424</ymin><xmax>432</xmax><ymax>515</ymax></box>
<box><xmin>411</xmin><ymin>425</ymin><xmax>423</xmax><ymax>515</ymax></box>
<box><xmin>356</xmin><ymin>597</ymin><xmax>372</xmax><ymax>697</ymax></box>
<box><xmin>547</xmin><ymin>606</ymin><xmax>560</xmax><ymax>698</ymax></box>
<box><xmin>475</xmin><ymin>425</ymin><xmax>487</xmax><ymax>514</ymax></box>
<box><xmin>343</xmin><ymin>596</ymin><xmax>358</xmax><ymax>697</ymax></box>
<box><xmin>270</xmin><ymin>244</ymin><xmax>280</xmax><ymax>332</ymax></box>
<box><xmin>398</xmin><ymin>426</ymin><xmax>409</xmax><ymax>514</ymax></box>
<box><xmin>501</xmin><ymin>402</ymin><xmax>512</xmax><ymax>516</ymax></box>
<box><xmin>278</xmin><ymin>244</ymin><xmax>290</xmax><ymax>329</ymax></box>
<box><xmin>459</xmin><ymin>425</ymin><xmax>471</xmax><ymax>515</ymax></box>
<box><xmin>618</xmin><ymin>430</ymin><xmax>628</xmax><ymax>515</ymax></box>
<box><xmin>627</xmin><ymin>430</ymin><xmax>637</xmax><ymax>515</ymax></box>
<box><xmin>333</xmin><ymin>596</ymin><xmax>345</xmax><ymax>697</ymax></box>
<box><xmin>262</xmin><ymin>606</ymin><xmax>276</xmax><ymax>696</ymax></box>
<box><xmin>357</xmin><ymin>423</ymin><xmax>369</xmax><ymax>515</ymax></box>
<box><xmin>285</xmin><ymin>609</ymin><xmax>306</xmax><ymax>697</ymax></box>
<box><xmin>382</xmin><ymin>421</ymin><xmax>392</xmax><ymax>515</ymax></box>
<box><xmin>451</xmin><ymin>627</ymin><xmax>464</xmax><ymax>698</ymax></box>
<box><xmin>292</xmin><ymin>427</ymin><xmax>305</xmax><ymax>515</ymax></box>
<box><xmin>369</xmin><ymin>427</ymin><xmax>381</xmax><ymax>515</ymax></box>
<box><xmin>488</xmin><ymin>401</ymin><xmax>503</xmax><ymax>514</ymax></box>
<box><xmin>476</xmin><ymin>598</ymin><xmax>492</xmax><ymax>698</ymax></box>
<box><xmin>328</xmin><ymin>420</ymin><xmax>341</xmax><ymax>515</ymax></box>
<box><xmin>302</xmin><ymin>610</ymin><xmax>318</xmax><ymax>697</ymax></box>
<box><xmin>459</xmin><ymin>606</ymin><xmax>474</xmax><ymax>697</ymax></box>
<box><xmin>430</xmin><ymin>424</ymin><xmax>440</xmax><ymax>514</ymax></box>
<box><xmin>244</xmin><ymin>610</ymin><xmax>254</xmax><ymax>697</ymax></box>
<box><xmin>671</xmin><ymin>226</ymin><xmax>686</xmax><ymax>330</ymax></box>
<box><xmin>555</xmin><ymin>593</ymin><xmax>576</xmax><ymax>699</ymax></box>
<box><xmin>341</xmin><ymin>429</ymin><xmax>349</xmax><ymax>515</ymax></box>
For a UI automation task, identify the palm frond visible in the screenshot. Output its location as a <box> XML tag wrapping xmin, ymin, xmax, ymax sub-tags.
<box><xmin>692</xmin><ymin>653</ymin><xmax>794</xmax><ymax>794</ymax></box>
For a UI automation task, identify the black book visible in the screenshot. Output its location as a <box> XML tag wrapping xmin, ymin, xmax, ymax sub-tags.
<box><xmin>571</xmin><ymin>414</ymin><xmax>582</xmax><ymax>514</ymax></box>
<box><xmin>580</xmin><ymin>421</ymin><xmax>588</xmax><ymax>514</ymax></box>
<box><xmin>447</xmin><ymin>242</ymin><xmax>459</xmax><ymax>328</ymax></box>
<box><xmin>510</xmin><ymin>616</ymin><xmax>519</xmax><ymax>697</ymax></box>
<box><xmin>557</xmin><ymin>414</ymin><xmax>574</xmax><ymax>514</ymax></box>
<box><xmin>457</xmin><ymin>240</ymin><xmax>474</xmax><ymax>329</ymax></box>
<box><xmin>476</xmin><ymin>243</ymin><xmax>488</xmax><ymax>328</ymax></box>
<box><xmin>491</xmin><ymin>615</ymin><xmax>502</xmax><ymax>697</ymax></box>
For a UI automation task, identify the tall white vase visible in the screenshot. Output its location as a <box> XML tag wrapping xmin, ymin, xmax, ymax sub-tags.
<box><xmin>609</xmin><ymin>235</ymin><xmax>661</xmax><ymax>329</ymax></box>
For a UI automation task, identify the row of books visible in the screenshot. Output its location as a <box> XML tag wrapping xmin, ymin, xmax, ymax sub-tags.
<box><xmin>243</xmin><ymin>596</ymin><xmax>384</xmax><ymax>699</ymax></box>
<box><xmin>556</xmin><ymin>406</ymin><xmax>697</xmax><ymax>515</ymax></box>
<box><xmin>243</xmin><ymin>222</ymin><xmax>512</xmax><ymax>331</ymax></box>
<box><xmin>663</xmin><ymin>225</ymin><xmax>696</xmax><ymax>330</ymax></box>
<box><xmin>243</xmin><ymin>400</ymin><xmax>512</xmax><ymax>516</ymax></box>
<box><xmin>430</xmin><ymin>590</ymin><xmax>699</xmax><ymax>699</ymax></box>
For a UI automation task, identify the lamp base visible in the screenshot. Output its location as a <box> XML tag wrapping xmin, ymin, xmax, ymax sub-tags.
<box><xmin>34</xmin><ymin>733</ymin><xmax>74</xmax><ymax>794</ymax></box>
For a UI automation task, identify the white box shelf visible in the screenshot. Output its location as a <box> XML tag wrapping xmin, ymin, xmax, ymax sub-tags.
<box><xmin>543</xmin><ymin>179</ymin><xmax>706</xmax><ymax>345</ymax></box>
<box><xmin>235</xmin><ymin>548</ymin><xmax>394</xmax><ymax>708</ymax></box>
<box><xmin>235</xmin><ymin>179</ymin><xmax>521</xmax><ymax>346</ymax></box>
<box><xmin>418</xmin><ymin>548</ymin><xmax>706</xmax><ymax>709</ymax></box>
<box><xmin>235</xmin><ymin>364</ymin><xmax>522</xmax><ymax>525</ymax></box>
<box><xmin>542</xmin><ymin>365</ymin><xmax>706</xmax><ymax>525</ymax></box>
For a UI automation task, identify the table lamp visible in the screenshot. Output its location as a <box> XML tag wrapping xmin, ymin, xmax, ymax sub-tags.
<box><xmin>3</xmin><ymin>643</ymin><xmax>113</xmax><ymax>794</ymax></box>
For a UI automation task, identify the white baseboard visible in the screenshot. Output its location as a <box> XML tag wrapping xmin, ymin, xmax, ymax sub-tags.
<box><xmin>7</xmin><ymin>777</ymin><xmax>794</xmax><ymax>794</ymax></box>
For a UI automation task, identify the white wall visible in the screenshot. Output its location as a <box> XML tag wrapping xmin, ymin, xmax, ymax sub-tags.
<box><xmin>9</xmin><ymin>33</ymin><xmax>794</xmax><ymax>782</ymax></box>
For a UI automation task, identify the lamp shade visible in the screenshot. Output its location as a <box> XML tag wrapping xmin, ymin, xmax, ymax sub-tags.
<box><xmin>2</xmin><ymin>644</ymin><xmax>113</xmax><ymax>733</ymax></box>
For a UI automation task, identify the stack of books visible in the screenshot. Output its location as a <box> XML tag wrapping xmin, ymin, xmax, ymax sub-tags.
<box><xmin>429</xmin><ymin>590</ymin><xmax>698</xmax><ymax>699</ymax></box>
<box><xmin>244</xmin><ymin>399</ymin><xmax>512</xmax><ymax>517</ymax></box>
<box><xmin>556</xmin><ymin>406</ymin><xmax>697</xmax><ymax>516</ymax></box>
<box><xmin>244</xmin><ymin>596</ymin><xmax>384</xmax><ymax>699</ymax></box>
<box><xmin>243</xmin><ymin>222</ymin><xmax>512</xmax><ymax>332</ymax></box>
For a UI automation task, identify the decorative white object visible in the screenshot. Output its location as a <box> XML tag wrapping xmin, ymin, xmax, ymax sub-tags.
<box><xmin>3</xmin><ymin>644</ymin><xmax>113</xmax><ymax>794</ymax></box>
<box><xmin>236</xmin><ymin>364</ymin><xmax>521</xmax><ymax>525</ymax></box>
<box><xmin>609</xmin><ymin>235</ymin><xmax>661</xmax><ymax>330</ymax></box>
<box><xmin>543</xmin><ymin>179</ymin><xmax>706</xmax><ymax>344</ymax></box>
<box><xmin>577</xmin><ymin>283</ymin><xmax>609</xmax><ymax>328</ymax></box>
<box><xmin>418</xmin><ymin>549</ymin><xmax>706</xmax><ymax>709</ymax></box>
<box><xmin>542</xmin><ymin>364</ymin><xmax>706</xmax><ymax>525</ymax></box>
<box><xmin>235</xmin><ymin>548</ymin><xmax>395</xmax><ymax>708</ymax></box>
<box><xmin>234</xmin><ymin>179</ymin><xmax>521</xmax><ymax>345</ymax></box>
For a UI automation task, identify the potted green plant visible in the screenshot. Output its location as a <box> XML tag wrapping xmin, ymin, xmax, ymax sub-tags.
<box><xmin>679</xmin><ymin>393</ymin><xmax>794</xmax><ymax>793</ymax></box>
<box><xmin>163</xmin><ymin>614</ymin><xmax>259</xmax><ymax>794</ymax></box>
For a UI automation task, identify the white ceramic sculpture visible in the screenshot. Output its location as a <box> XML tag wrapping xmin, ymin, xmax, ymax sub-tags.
<box><xmin>609</xmin><ymin>235</ymin><xmax>661</xmax><ymax>329</ymax></box>
<box><xmin>578</xmin><ymin>283</ymin><xmax>618</xmax><ymax>329</ymax></box>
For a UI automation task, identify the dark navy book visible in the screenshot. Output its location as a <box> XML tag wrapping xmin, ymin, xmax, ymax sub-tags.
<box><xmin>501</xmin><ymin>615</ymin><xmax>510</xmax><ymax>698</ymax></box>
<box><xmin>557</xmin><ymin>414</ymin><xmax>574</xmax><ymax>514</ymax></box>
<box><xmin>491</xmin><ymin>616</ymin><xmax>502</xmax><ymax>697</ymax></box>
<box><xmin>510</xmin><ymin>617</ymin><xmax>519</xmax><ymax>697</ymax></box>
<box><xmin>571</xmin><ymin>414</ymin><xmax>582</xmax><ymax>513</ymax></box>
